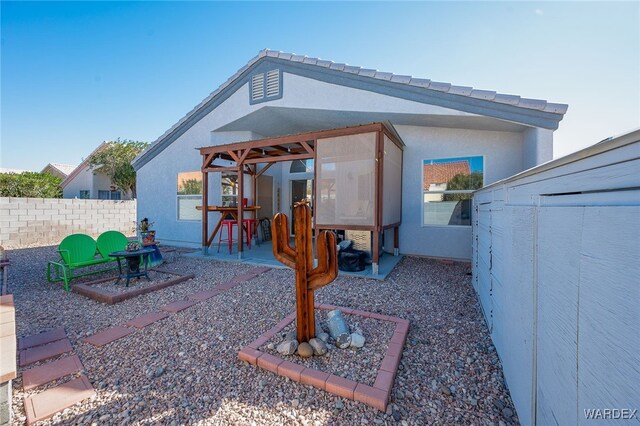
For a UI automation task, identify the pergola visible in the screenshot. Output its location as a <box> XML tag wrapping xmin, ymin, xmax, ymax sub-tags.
<box><xmin>198</xmin><ymin>122</ymin><xmax>404</xmax><ymax>273</ymax></box>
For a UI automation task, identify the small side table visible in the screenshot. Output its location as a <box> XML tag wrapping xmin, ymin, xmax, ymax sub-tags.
<box><xmin>109</xmin><ymin>248</ymin><xmax>155</xmax><ymax>287</ymax></box>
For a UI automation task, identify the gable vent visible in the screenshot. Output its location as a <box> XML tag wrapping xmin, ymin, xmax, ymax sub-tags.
<box><xmin>266</xmin><ymin>69</ymin><xmax>280</xmax><ymax>97</ymax></box>
<box><xmin>251</xmin><ymin>74</ymin><xmax>264</xmax><ymax>101</ymax></box>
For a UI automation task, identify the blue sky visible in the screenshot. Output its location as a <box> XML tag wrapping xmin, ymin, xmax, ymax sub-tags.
<box><xmin>2</xmin><ymin>1</ymin><xmax>638</xmax><ymax>170</ymax></box>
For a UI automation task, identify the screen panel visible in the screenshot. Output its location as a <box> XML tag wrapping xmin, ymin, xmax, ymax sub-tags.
<box><xmin>315</xmin><ymin>132</ymin><xmax>376</xmax><ymax>226</ymax></box>
<box><xmin>383</xmin><ymin>136</ymin><xmax>402</xmax><ymax>226</ymax></box>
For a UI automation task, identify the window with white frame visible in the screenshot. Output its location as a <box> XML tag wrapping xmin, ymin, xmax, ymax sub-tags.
<box><xmin>422</xmin><ymin>156</ymin><xmax>484</xmax><ymax>226</ymax></box>
<box><xmin>98</xmin><ymin>190</ymin><xmax>121</xmax><ymax>200</ymax></box>
<box><xmin>177</xmin><ymin>171</ymin><xmax>202</xmax><ymax>221</ymax></box>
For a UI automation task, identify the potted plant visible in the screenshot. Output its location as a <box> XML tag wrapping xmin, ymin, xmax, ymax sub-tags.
<box><xmin>137</xmin><ymin>218</ymin><xmax>156</xmax><ymax>244</ymax></box>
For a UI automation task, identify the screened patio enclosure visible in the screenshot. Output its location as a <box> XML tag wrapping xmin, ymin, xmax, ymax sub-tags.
<box><xmin>198</xmin><ymin>122</ymin><xmax>404</xmax><ymax>274</ymax></box>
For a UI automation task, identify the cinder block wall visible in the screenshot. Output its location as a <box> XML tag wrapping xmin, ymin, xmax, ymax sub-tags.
<box><xmin>0</xmin><ymin>198</ymin><xmax>137</xmax><ymax>248</ymax></box>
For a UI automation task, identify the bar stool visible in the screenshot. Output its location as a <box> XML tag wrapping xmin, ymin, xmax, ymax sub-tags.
<box><xmin>217</xmin><ymin>220</ymin><xmax>237</xmax><ymax>254</ymax></box>
<box><xmin>242</xmin><ymin>218</ymin><xmax>260</xmax><ymax>249</ymax></box>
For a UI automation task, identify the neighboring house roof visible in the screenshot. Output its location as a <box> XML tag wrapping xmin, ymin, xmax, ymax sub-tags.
<box><xmin>61</xmin><ymin>142</ymin><xmax>108</xmax><ymax>188</ymax></box>
<box><xmin>41</xmin><ymin>163</ymin><xmax>77</xmax><ymax>177</ymax></box>
<box><xmin>133</xmin><ymin>48</ymin><xmax>569</xmax><ymax>171</ymax></box>
<box><xmin>424</xmin><ymin>161</ymin><xmax>471</xmax><ymax>190</ymax></box>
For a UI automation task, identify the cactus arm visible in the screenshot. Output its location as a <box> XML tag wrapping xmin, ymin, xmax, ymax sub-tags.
<box><xmin>271</xmin><ymin>212</ymin><xmax>295</xmax><ymax>268</ymax></box>
<box><xmin>309</xmin><ymin>231</ymin><xmax>338</xmax><ymax>290</ymax></box>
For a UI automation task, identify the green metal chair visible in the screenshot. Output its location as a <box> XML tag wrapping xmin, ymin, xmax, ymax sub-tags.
<box><xmin>96</xmin><ymin>231</ymin><xmax>129</xmax><ymax>260</ymax></box>
<box><xmin>47</xmin><ymin>233</ymin><xmax>116</xmax><ymax>291</ymax></box>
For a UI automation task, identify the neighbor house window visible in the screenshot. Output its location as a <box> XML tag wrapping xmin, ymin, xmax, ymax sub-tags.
<box><xmin>177</xmin><ymin>171</ymin><xmax>202</xmax><ymax>221</ymax></box>
<box><xmin>79</xmin><ymin>190</ymin><xmax>90</xmax><ymax>199</ymax></box>
<box><xmin>423</xmin><ymin>156</ymin><xmax>484</xmax><ymax>226</ymax></box>
<box><xmin>221</xmin><ymin>173</ymin><xmax>238</xmax><ymax>207</ymax></box>
<box><xmin>98</xmin><ymin>190</ymin><xmax>121</xmax><ymax>200</ymax></box>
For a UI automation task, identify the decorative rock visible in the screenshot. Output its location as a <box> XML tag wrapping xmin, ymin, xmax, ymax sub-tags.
<box><xmin>277</xmin><ymin>340</ymin><xmax>298</xmax><ymax>355</ymax></box>
<box><xmin>308</xmin><ymin>338</ymin><xmax>328</xmax><ymax>356</ymax></box>
<box><xmin>283</xmin><ymin>330</ymin><xmax>296</xmax><ymax>341</ymax></box>
<box><xmin>447</xmin><ymin>328</ymin><xmax>455</xmax><ymax>334</ymax></box>
<box><xmin>350</xmin><ymin>333</ymin><xmax>365</xmax><ymax>348</ymax></box>
<box><xmin>439</xmin><ymin>385</ymin><xmax>451</xmax><ymax>396</ymax></box>
<box><xmin>335</xmin><ymin>400</ymin><xmax>344</xmax><ymax>410</ymax></box>
<box><xmin>291</xmin><ymin>399</ymin><xmax>299</xmax><ymax>408</ymax></box>
<box><xmin>267</xmin><ymin>343</ymin><xmax>275</xmax><ymax>350</ymax></box>
<box><xmin>326</xmin><ymin>310</ymin><xmax>351</xmax><ymax>348</ymax></box>
<box><xmin>297</xmin><ymin>342</ymin><xmax>313</xmax><ymax>358</ymax></box>
<box><xmin>154</xmin><ymin>367</ymin><xmax>165</xmax><ymax>378</ymax></box>
<box><xmin>502</xmin><ymin>407</ymin><xmax>514</xmax><ymax>418</ymax></box>
<box><xmin>317</xmin><ymin>332</ymin><xmax>329</xmax><ymax>342</ymax></box>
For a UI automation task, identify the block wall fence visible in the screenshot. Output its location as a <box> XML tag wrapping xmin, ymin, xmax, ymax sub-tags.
<box><xmin>0</xmin><ymin>198</ymin><xmax>136</xmax><ymax>248</ymax></box>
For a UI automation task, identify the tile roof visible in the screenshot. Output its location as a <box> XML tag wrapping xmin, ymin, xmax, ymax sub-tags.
<box><xmin>423</xmin><ymin>161</ymin><xmax>471</xmax><ymax>190</ymax></box>
<box><xmin>133</xmin><ymin>49</ymin><xmax>568</xmax><ymax>170</ymax></box>
<box><xmin>259</xmin><ymin>49</ymin><xmax>567</xmax><ymax>114</ymax></box>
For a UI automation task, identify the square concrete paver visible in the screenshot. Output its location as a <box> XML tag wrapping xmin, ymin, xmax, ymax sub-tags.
<box><xmin>162</xmin><ymin>300</ymin><xmax>198</xmax><ymax>313</ymax></box>
<box><xmin>22</xmin><ymin>355</ymin><xmax>84</xmax><ymax>391</ymax></box>
<box><xmin>125</xmin><ymin>312</ymin><xmax>170</xmax><ymax>329</ymax></box>
<box><xmin>18</xmin><ymin>327</ymin><xmax>66</xmax><ymax>350</ymax></box>
<box><xmin>19</xmin><ymin>338</ymin><xmax>73</xmax><ymax>367</ymax></box>
<box><xmin>24</xmin><ymin>375</ymin><xmax>95</xmax><ymax>425</ymax></box>
<box><xmin>83</xmin><ymin>326</ymin><xmax>135</xmax><ymax>347</ymax></box>
<box><xmin>187</xmin><ymin>289</ymin><xmax>221</xmax><ymax>301</ymax></box>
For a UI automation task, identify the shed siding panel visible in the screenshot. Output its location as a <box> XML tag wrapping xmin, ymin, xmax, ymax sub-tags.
<box><xmin>577</xmin><ymin>206</ymin><xmax>640</xmax><ymax>420</ymax></box>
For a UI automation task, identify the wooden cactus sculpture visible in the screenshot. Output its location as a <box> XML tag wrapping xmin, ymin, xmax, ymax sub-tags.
<box><xmin>272</xmin><ymin>200</ymin><xmax>338</xmax><ymax>343</ymax></box>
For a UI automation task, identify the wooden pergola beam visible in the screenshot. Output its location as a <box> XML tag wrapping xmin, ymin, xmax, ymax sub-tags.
<box><xmin>197</xmin><ymin>123</ymin><xmax>383</xmax><ymax>156</ymax></box>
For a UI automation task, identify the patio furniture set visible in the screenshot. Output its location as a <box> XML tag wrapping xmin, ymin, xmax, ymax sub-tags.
<box><xmin>46</xmin><ymin>231</ymin><xmax>161</xmax><ymax>291</ymax></box>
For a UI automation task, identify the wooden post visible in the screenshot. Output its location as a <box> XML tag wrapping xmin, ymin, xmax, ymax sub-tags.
<box><xmin>202</xmin><ymin>170</ymin><xmax>209</xmax><ymax>254</ymax></box>
<box><xmin>272</xmin><ymin>201</ymin><xmax>338</xmax><ymax>342</ymax></box>
<box><xmin>237</xmin><ymin>165</ymin><xmax>244</xmax><ymax>258</ymax></box>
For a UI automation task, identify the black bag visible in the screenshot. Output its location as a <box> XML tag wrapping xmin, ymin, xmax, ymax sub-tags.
<box><xmin>336</xmin><ymin>239</ymin><xmax>368</xmax><ymax>272</ymax></box>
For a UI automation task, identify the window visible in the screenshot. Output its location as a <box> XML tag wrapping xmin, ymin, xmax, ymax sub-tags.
<box><xmin>290</xmin><ymin>159</ymin><xmax>314</xmax><ymax>174</ymax></box>
<box><xmin>250</xmin><ymin>69</ymin><xmax>282</xmax><ymax>103</ymax></box>
<box><xmin>221</xmin><ymin>173</ymin><xmax>238</xmax><ymax>207</ymax></box>
<box><xmin>423</xmin><ymin>156</ymin><xmax>484</xmax><ymax>226</ymax></box>
<box><xmin>98</xmin><ymin>190</ymin><xmax>121</xmax><ymax>200</ymax></box>
<box><xmin>79</xmin><ymin>190</ymin><xmax>90</xmax><ymax>199</ymax></box>
<box><xmin>177</xmin><ymin>171</ymin><xmax>202</xmax><ymax>221</ymax></box>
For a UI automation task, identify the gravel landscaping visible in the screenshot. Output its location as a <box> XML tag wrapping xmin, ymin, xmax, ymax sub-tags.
<box><xmin>7</xmin><ymin>245</ymin><xmax>520</xmax><ymax>425</ymax></box>
<box><xmin>260</xmin><ymin>314</ymin><xmax>395</xmax><ymax>387</ymax></box>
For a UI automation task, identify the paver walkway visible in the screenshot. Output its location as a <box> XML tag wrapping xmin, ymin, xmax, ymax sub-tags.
<box><xmin>18</xmin><ymin>328</ymin><xmax>96</xmax><ymax>425</ymax></box>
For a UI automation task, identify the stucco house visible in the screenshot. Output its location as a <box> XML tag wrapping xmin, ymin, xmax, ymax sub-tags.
<box><xmin>133</xmin><ymin>49</ymin><xmax>567</xmax><ymax>264</ymax></box>
<box><xmin>62</xmin><ymin>143</ymin><xmax>132</xmax><ymax>200</ymax></box>
<box><xmin>41</xmin><ymin>163</ymin><xmax>76</xmax><ymax>180</ymax></box>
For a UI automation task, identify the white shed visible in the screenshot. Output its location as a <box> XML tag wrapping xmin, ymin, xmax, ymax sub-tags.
<box><xmin>472</xmin><ymin>129</ymin><xmax>640</xmax><ymax>425</ymax></box>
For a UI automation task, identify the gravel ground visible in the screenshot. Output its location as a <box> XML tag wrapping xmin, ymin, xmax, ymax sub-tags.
<box><xmin>260</xmin><ymin>313</ymin><xmax>395</xmax><ymax>387</ymax></box>
<box><xmin>7</xmin><ymin>245</ymin><xmax>520</xmax><ymax>425</ymax></box>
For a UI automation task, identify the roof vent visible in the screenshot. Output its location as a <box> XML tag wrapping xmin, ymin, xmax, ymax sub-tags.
<box><xmin>251</xmin><ymin>74</ymin><xmax>265</xmax><ymax>101</ymax></box>
<box><xmin>250</xmin><ymin>69</ymin><xmax>282</xmax><ymax>104</ymax></box>
<box><xmin>266</xmin><ymin>69</ymin><xmax>280</xmax><ymax>97</ymax></box>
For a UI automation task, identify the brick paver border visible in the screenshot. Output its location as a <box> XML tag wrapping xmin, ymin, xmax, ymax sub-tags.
<box><xmin>80</xmin><ymin>266</ymin><xmax>271</xmax><ymax>348</ymax></box>
<box><xmin>237</xmin><ymin>305</ymin><xmax>409</xmax><ymax>412</ymax></box>
<box><xmin>72</xmin><ymin>269</ymin><xmax>195</xmax><ymax>304</ymax></box>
